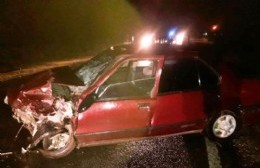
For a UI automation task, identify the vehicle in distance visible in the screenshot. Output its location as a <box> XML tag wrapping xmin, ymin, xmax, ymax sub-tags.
<box><xmin>4</xmin><ymin>44</ymin><xmax>260</xmax><ymax>158</ymax></box>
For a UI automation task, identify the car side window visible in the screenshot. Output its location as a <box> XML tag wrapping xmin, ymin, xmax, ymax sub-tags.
<box><xmin>96</xmin><ymin>59</ymin><xmax>158</xmax><ymax>100</ymax></box>
<box><xmin>197</xmin><ymin>59</ymin><xmax>220</xmax><ymax>89</ymax></box>
<box><xmin>158</xmin><ymin>58</ymin><xmax>199</xmax><ymax>94</ymax></box>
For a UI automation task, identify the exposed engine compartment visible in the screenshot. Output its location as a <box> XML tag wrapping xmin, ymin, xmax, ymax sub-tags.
<box><xmin>9</xmin><ymin>96</ymin><xmax>74</xmax><ymax>137</ymax></box>
<box><xmin>4</xmin><ymin>71</ymin><xmax>85</xmax><ymax>153</ymax></box>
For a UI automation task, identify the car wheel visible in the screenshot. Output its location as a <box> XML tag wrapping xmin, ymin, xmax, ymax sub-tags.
<box><xmin>39</xmin><ymin>122</ymin><xmax>76</xmax><ymax>159</ymax></box>
<box><xmin>206</xmin><ymin>110</ymin><xmax>241</xmax><ymax>143</ymax></box>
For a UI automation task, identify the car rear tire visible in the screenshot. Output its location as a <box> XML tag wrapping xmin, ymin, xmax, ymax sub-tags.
<box><xmin>39</xmin><ymin>122</ymin><xmax>76</xmax><ymax>159</ymax></box>
<box><xmin>206</xmin><ymin>110</ymin><xmax>242</xmax><ymax>144</ymax></box>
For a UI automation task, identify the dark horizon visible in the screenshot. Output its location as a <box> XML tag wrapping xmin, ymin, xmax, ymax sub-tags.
<box><xmin>0</xmin><ymin>0</ymin><xmax>259</xmax><ymax>71</ymax></box>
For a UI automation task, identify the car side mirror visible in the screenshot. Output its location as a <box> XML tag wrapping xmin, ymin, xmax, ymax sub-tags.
<box><xmin>78</xmin><ymin>93</ymin><xmax>96</xmax><ymax>113</ymax></box>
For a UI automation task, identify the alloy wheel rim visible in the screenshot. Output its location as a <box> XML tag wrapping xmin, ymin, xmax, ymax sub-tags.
<box><xmin>212</xmin><ymin>115</ymin><xmax>237</xmax><ymax>138</ymax></box>
<box><xmin>45</xmin><ymin>132</ymin><xmax>70</xmax><ymax>150</ymax></box>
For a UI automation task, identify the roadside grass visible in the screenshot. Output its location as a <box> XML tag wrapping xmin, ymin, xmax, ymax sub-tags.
<box><xmin>0</xmin><ymin>56</ymin><xmax>93</xmax><ymax>82</ymax></box>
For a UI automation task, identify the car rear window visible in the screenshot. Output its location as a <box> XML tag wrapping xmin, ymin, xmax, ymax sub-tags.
<box><xmin>159</xmin><ymin>58</ymin><xmax>199</xmax><ymax>94</ymax></box>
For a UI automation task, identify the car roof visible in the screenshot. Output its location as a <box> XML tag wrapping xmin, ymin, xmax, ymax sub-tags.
<box><xmin>109</xmin><ymin>43</ymin><xmax>198</xmax><ymax>60</ymax></box>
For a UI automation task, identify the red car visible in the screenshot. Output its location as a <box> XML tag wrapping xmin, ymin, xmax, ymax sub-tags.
<box><xmin>4</xmin><ymin>44</ymin><xmax>260</xmax><ymax>158</ymax></box>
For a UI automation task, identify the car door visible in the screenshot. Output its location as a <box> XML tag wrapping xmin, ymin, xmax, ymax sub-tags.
<box><xmin>76</xmin><ymin>57</ymin><xmax>162</xmax><ymax>142</ymax></box>
<box><xmin>151</xmin><ymin>57</ymin><xmax>206</xmax><ymax>135</ymax></box>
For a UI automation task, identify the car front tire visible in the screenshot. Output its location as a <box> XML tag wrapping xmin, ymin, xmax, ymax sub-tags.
<box><xmin>39</xmin><ymin>122</ymin><xmax>76</xmax><ymax>159</ymax></box>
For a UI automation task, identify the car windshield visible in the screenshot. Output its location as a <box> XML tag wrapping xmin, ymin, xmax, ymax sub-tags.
<box><xmin>75</xmin><ymin>51</ymin><xmax>115</xmax><ymax>87</ymax></box>
<box><xmin>75</xmin><ymin>45</ymin><xmax>134</xmax><ymax>87</ymax></box>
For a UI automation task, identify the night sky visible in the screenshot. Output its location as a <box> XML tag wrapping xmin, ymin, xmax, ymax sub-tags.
<box><xmin>129</xmin><ymin>0</ymin><xmax>260</xmax><ymax>36</ymax></box>
<box><xmin>129</xmin><ymin>0</ymin><xmax>225</xmax><ymax>29</ymax></box>
<box><xmin>0</xmin><ymin>1</ymin><xmax>143</xmax><ymax>68</ymax></box>
<box><xmin>0</xmin><ymin>0</ymin><xmax>260</xmax><ymax>70</ymax></box>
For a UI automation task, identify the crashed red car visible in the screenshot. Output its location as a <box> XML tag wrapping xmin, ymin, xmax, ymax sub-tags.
<box><xmin>4</xmin><ymin>44</ymin><xmax>260</xmax><ymax>158</ymax></box>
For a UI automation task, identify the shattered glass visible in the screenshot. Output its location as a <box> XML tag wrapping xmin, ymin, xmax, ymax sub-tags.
<box><xmin>75</xmin><ymin>51</ymin><xmax>115</xmax><ymax>87</ymax></box>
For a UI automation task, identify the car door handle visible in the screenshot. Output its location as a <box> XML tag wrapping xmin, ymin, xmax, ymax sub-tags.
<box><xmin>138</xmin><ymin>103</ymin><xmax>150</xmax><ymax>112</ymax></box>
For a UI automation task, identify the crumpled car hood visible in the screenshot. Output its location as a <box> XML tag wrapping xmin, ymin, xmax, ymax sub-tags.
<box><xmin>6</xmin><ymin>71</ymin><xmax>53</xmax><ymax>108</ymax></box>
<box><xmin>4</xmin><ymin>70</ymin><xmax>83</xmax><ymax>137</ymax></box>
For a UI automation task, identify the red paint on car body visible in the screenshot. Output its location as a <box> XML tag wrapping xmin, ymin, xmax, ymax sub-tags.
<box><xmin>76</xmin><ymin>98</ymin><xmax>155</xmax><ymax>134</ymax></box>
<box><xmin>152</xmin><ymin>91</ymin><xmax>205</xmax><ymax>126</ymax></box>
<box><xmin>240</xmin><ymin>79</ymin><xmax>260</xmax><ymax>106</ymax></box>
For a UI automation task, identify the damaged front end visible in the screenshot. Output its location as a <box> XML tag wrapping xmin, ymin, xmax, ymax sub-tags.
<box><xmin>5</xmin><ymin>71</ymin><xmax>78</xmax><ymax>158</ymax></box>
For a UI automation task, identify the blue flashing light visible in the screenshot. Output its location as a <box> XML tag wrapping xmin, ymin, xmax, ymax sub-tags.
<box><xmin>168</xmin><ymin>28</ymin><xmax>177</xmax><ymax>39</ymax></box>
